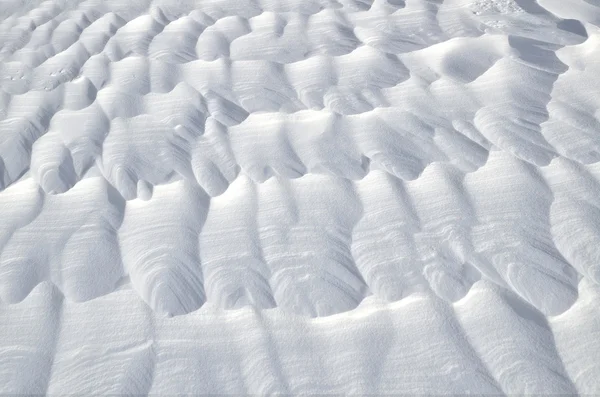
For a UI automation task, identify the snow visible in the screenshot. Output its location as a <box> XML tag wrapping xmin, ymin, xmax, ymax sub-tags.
<box><xmin>0</xmin><ymin>0</ymin><xmax>600</xmax><ymax>394</ymax></box>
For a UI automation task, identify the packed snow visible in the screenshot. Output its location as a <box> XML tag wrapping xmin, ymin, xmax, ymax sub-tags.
<box><xmin>1</xmin><ymin>0</ymin><xmax>600</xmax><ymax>394</ymax></box>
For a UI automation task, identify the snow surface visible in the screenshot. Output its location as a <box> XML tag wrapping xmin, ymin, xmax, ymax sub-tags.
<box><xmin>1</xmin><ymin>0</ymin><xmax>600</xmax><ymax>394</ymax></box>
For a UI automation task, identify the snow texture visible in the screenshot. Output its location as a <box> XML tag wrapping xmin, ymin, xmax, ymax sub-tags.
<box><xmin>1</xmin><ymin>0</ymin><xmax>600</xmax><ymax>394</ymax></box>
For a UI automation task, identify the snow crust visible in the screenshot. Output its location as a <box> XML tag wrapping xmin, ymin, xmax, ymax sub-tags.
<box><xmin>1</xmin><ymin>0</ymin><xmax>600</xmax><ymax>394</ymax></box>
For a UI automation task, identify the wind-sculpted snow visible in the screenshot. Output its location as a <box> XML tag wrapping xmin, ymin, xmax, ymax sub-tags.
<box><xmin>1</xmin><ymin>0</ymin><xmax>600</xmax><ymax>394</ymax></box>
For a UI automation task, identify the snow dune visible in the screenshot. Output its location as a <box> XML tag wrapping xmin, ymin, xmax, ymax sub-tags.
<box><xmin>1</xmin><ymin>0</ymin><xmax>600</xmax><ymax>394</ymax></box>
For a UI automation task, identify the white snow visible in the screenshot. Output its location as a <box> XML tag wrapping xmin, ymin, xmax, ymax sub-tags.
<box><xmin>1</xmin><ymin>0</ymin><xmax>600</xmax><ymax>394</ymax></box>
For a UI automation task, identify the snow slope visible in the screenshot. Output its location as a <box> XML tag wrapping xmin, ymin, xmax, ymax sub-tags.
<box><xmin>1</xmin><ymin>0</ymin><xmax>600</xmax><ymax>394</ymax></box>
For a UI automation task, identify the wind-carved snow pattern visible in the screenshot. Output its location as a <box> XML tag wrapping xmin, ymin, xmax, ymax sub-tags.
<box><xmin>1</xmin><ymin>0</ymin><xmax>600</xmax><ymax>394</ymax></box>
